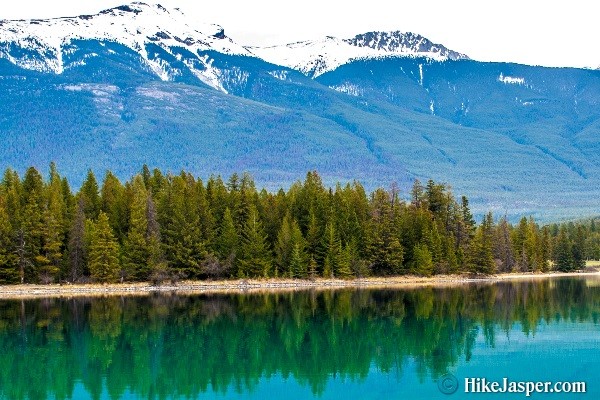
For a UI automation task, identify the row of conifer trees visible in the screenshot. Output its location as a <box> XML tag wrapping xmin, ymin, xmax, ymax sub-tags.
<box><xmin>0</xmin><ymin>164</ymin><xmax>595</xmax><ymax>283</ymax></box>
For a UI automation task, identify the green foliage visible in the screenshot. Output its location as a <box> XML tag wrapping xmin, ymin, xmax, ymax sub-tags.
<box><xmin>553</xmin><ymin>227</ymin><xmax>572</xmax><ymax>272</ymax></box>
<box><xmin>123</xmin><ymin>176</ymin><xmax>151</xmax><ymax>281</ymax></box>
<box><xmin>413</xmin><ymin>243</ymin><xmax>433</xmax><ymax>276</ymax></box>
<box><xmin>0</xmin><ymin>164</ymin><xmax>596</xmax><ymax>283</ymax></box>
<box><xmin>238</xmin><ymin>205</ymin><xmax>272</xmax><ymax>278</ymax></box>
<box><xmin>88</xmin><ymin>212</ymin><xmax>120</xmax><ymax>283</ymax></box>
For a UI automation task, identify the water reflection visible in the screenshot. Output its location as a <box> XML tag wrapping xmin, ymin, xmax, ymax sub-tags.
<box><xmin>0</xmin><ymin>277</ymin><xmax>599</xmax><ymax>399</ymax></box>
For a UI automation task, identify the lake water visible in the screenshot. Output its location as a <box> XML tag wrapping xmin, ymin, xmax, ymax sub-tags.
<box><xmin>0</xmin><ymin>277</ymin><xmax>598</xmax><ymax>399</ymax></box>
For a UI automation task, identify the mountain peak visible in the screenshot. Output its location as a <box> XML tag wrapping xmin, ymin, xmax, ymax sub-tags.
<box><xmin>0</xmin><ymin>2</ymin><xmax>250</xmax><ymax>78</ymax></box>
<box><xmin>251</xmin><ymin>30</ymin><xmax>469</xmax><ymax>77</ymax></box>
<box><xmin>344</xmin><ymin>31</ymin><xmax>468</xmax><ymax>61</ymax></box>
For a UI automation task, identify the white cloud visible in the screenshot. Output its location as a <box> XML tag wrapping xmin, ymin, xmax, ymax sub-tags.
<box><xmin>1</xmin><ymin>0</ymin><xmax>598</xmax><ymax>68</ymax></box>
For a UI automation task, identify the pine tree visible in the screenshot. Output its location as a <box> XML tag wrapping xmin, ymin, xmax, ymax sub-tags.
<box><xmin>88</xmin><ymin>212</ymin><xmax>120</xmax><ymax>283</ymax></box>
<box><xmin>80</xmin><ymin>169</ymin><xmax>101</xmax><ymax>219</ymax></box>
<box><xmin>289</xmin><ymin>243</ymin><xmax>306</xmax><ymax>279</ymax></box>
<box><xmin>572</xmin><ymin>226</ymin><xmax>586</xmax><ymax>270</ymax></box>
<box><xmin>442</xmin><ymin>235</ymin><xmax>459</xmax><ymax>273</ymax></box>
<box><xmin>100</xmin><ymin>171</ymin><xmax>127</xmax><ymax>243</ymax></box>
<box><xmin>123</xmin><ymin>176</ymin><xmax>150</xmax><ymax>281</ymax></box>
<box><xmin>161</xmin><ymin>175</ymin><xmax>207</xmax><ymax>278</ymax></box>
<box><xmin>305</xmin><ymin>208</ymin><xmax>321</xmax><ymax>264</ymax></box>
<box><xmin>539</xmin><ymin>226</ymin><xmax>551</xmax><ymax>272</ymax></box>
<box><xmin>275</xmin><ymin>215</ymin><xmax>309</xmax><ymax>278</ymax></box>
<box><xmin>68</xmin><ymin>198</ymin><xmax>87</xmax><ymax>282</ymax></box>
<box><xmin>21</xmin><ymin>188</ymin><xmax>44</xmax><ymax>282</ymax></box>
<box><xmin>146</xmin><ymin>194</ymin><xmax>164</xmax><ymax>277</ymax></box>
<box><xmin>493</xmin><ymin>217</ymin><xmax>516</xmax><ymax>272</ymax></box>
<box><xmin>335</xmin><ymin>243</ymin><xmax>354</xmax><ymax>278</ymax></box>
<box><xmin>39</xmin><ymin>164</ymin><xmax>66</xmax><ymax>283</ymax></box>
<box><xmin>322</xmin><ymin>221</ymin><xmax>340</xmax><ymax>278</ymax></box>
<box><xmin>413</xmin><ymin>243</ymin><xmax>433</xmax><ymax>276</ymax></box>
<box><xmin>553</xmin><ymin>227</ymin><xmax>572</xmax><ymax>272</ymax></box>
<box><xmin>216</xmin><ymin>208</ymin><xmax>238</xmax><ymax>271</ymax></box>
<box><xmin>0</xmin><ymin>196</ymin><xmax>17</xmax><ymax>283</ymax></box>
<box><xmin>238</xmin><ymin>205</ymin><xmax>271</xmax><ymax>278</ymax></box>
<box><xmin>467</xmin><ymin>213</ymin><xmax>495</xmax><ymax>274</ymax></box>
<box><xmin>366</xmin><ymin>189</ymin><xmax>404</xmax><ymax>275</ymax></box>
<box><xmin>275</xmin><ymin>214</ymin><xmax>294</xmax><ymax>277</ymax></box>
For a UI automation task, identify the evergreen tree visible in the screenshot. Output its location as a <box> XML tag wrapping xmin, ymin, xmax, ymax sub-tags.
<box><xmin>238</xmin><ymin>205</ymin><xmax>271</xmax><ymax>278</ymax></box>
<box><xmin>305</xmin><ymin>208</ymin><xmax>322</xmax><ymax>264</ymax></box>
<box><xmin>322</xmin><ymin>220</ymin><xmax>340</xmax><ymax>278</ymax></box>
<box><xmin>88</xmin><ymin>212</ymin><xmax>120</xmax><ymax>283</ymax></box>
<box><xmin>146</xmin><ymin>194</ymin><xmax>164</xmax><ymax>276</ymax></box>
<box><xmin>467</xmin><ymin>213</ymin><xmax>495</xmax><ymax>274</ymax></box>
<box><xmin>553</xmin><ymin>227</ymin><xmax>572</xmax><ymax>272</ymax></box>
<box><xmin>539</xmin><ymin>227</ymin><xmax>551</xmax><ymax>272</ymax></box>
<box><xmin>68</xmin><ymin>198</ymin><xmax>87</xmax><ymax>282</ymax></box>
<box><xmin>413</xmin><ymin>243</ymin><xmax>433</xmax><ymax>276</ymax></box>
<box><xmin>161</xmin><ymin>175</ymin><xmax>206</xmax><ymax>278</ymax></box>
<box><xmin>80</xmin><ymin>169</ymin><xmax>101</xmax><ymax>219</ymax></box>
<box><xmin>123</xmin><ymin>176</ymin><xmax>151</xmax><ymax>281</ymax></box>
<box><xmin>366</xmin><ymin>189</ymin><xmax>403</xmax><ymax>275</ymax></box>
<box><xmin>21</xmin><ymin>188</ymin><xmax>44</xmax><ymax>282</ymax></box>
<box><xmin>572</xmin><ymin>226</ymin><xmax>586</xmax><ymax>270</ymax></box>
<box><xmin>39</xmin><ymin>163</ymin><xmax>66</xmax><ymax>283</ymax></box>
<box><xmin>0</xmin><ymin>196</ymin><xmax>17</xmax><ymax>283</ymax></box>
<box><xmin>275</xmin><ymin>214</ymin><xmax>307</xmax><ymax>277</ymax></box>
<box><xmin>100</xmin><ymin>171</ymin><xmax>127</xmax><ymax>243</ymax></box>
<box><xmin>216</xmin><ymin>207</ymin><xmax>238</xmax><ymax>271</ymax></box>
<box><xmin>493</xmin><ymin>217</ymin><xmax>516</xmax><ymax>272</ymax></box>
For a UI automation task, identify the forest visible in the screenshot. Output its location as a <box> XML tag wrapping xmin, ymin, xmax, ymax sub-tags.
<box><xmin>0</xmin><ymin>163</ymin><xmax>598</xmax><ymax>284</ymax></box>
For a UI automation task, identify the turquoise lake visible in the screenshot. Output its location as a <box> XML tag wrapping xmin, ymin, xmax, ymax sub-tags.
<box><xmin>0</xmin><ymin>277</ymin><xmax>598</xmax><ymax>399</ymax></box>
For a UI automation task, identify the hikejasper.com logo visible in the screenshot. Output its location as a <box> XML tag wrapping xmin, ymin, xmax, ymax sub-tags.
<box><xmin>437</xmin><ymin>374</ymin><xmax>587</xmax><ymax>396</ymax></box>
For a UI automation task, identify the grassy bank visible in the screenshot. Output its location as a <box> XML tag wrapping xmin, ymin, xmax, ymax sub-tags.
<box><xmin>0</xmin><ymin>271</ymin><xmax>598</xmax><ymax>299</ymax></box>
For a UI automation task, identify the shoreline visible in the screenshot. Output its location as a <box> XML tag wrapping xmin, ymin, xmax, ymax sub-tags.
<box><xmin>0</xmin><ymin>271</ymin><xmax>598</xmax><ymax>299</ymax></box>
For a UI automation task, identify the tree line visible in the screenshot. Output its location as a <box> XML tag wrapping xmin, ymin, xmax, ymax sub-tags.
<box><xmin>0</xmin><ymin>164</ymin><xmax>596</xmax><ymax>283</ymax></box>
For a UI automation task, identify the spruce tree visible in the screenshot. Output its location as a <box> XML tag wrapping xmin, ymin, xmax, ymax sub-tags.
<box><xmin>467</xmin><ymin>213</ymin><xmax>495</xmax><ymax>274</ymax></box>
<box><xmin>572</xmin><ymin>226</ymin><xmax>586</xmax><ymax>270</ymax></box>
<box><xmin>276</xmin><ymin>216</ymin><xmax>308</xmax><ymax>278</ymax></box>
<box><xmin>146</xmin><ymin>194</ymin><xmax>165</xmax><ymax>277</ymax></box>
<box><xmin>216</xmin><ymin>208</ymin><xmax>238</xmax><ymax>271</ymax></box>
<box><xmin>40</xmin><ymin>164</ymin><xmax>66</xmax><ymax>283</ymax></box>
<box><xmin>161</xmin><ymin>175</ymin><xmax>206</xmax><ymax>278</ymax></box>
<box><xmin>0</xmin><ymin>197</ymin><xmax>17</xmax><ymax>283</ymax></box>
<box><xmin>413</xmin><ymin>243</ymin><xmax>433</xmax><ymax>276</ymax></box>
<box><xmin>100</xmin><ymin>171</ymin><xmax>127</xmax><ymax>243</ymax></box>
<box><xmin>88</xmin><ymin>212</ymin><xmax>120</xmax><ymax>283</ymax></box>
<box><xmin>553</xmin><ymin>227</ymin><xmax>572</xmax><ymax>272</ymax></box>
<box><xmin>68</xmin><ymin>198</ymin><xmax>87</xmax><ymax>282</ymax></box>
<box><xmin>322</xmin><ymin>221</ymin><xmax>340</xmax><ymax>278</ymax></box>
<box><xmin>80</xmin><ymin>169</ymin><xmax>101</xmax><ymax>219</ymax></box>
<box><xmin>123</xmin><ymin>176</ymin><xmax>150</xmax><ymax>281</ymax></box>
<box><xmin>493</xmin><ymin>217</ymin><xmax>516</xmax><ymax>272</ymax></box>
<box><xmin>238</xmin><ymin>205</ymin><xmax>271</xmax><ymax>278</ymax></box>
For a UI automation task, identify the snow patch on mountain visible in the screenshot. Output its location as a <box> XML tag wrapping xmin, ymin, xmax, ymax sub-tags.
<box><xmin>498</xmin><ymin>73</ymin><xmax>525</xmax><ymax>85</ymax></box>
<box><xmin>329</xmin><ymin>83</ymin><xmax>362</xmax><ymax>97</ymax></box>
<box><xmin>251</xmin><ymin>31</ymin><xmax>469</xmax><ymax>77</ymax></box>
<box><xmin>0</xmin><ymin>2</ymin><xmax>253</xmax><ymax>91</ymax></box>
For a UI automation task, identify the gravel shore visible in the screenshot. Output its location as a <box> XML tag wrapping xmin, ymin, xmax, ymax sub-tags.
<box><xmin>0</xmin><ymin>271</ymin><xmax>597</xmax><ymax>299</ymax></box>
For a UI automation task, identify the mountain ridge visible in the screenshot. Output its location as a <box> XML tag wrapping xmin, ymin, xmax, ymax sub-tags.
<box><xmin>249</xmin><ymin>30</ymin><xmax>469</xmax><ymax>77</ymax></box>
<box><xmin>1</xmin><ymin>3</ymin><xmax>600</xmax><ymax>221</ymax></box>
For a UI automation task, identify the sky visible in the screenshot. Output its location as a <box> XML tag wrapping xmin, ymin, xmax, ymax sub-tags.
<box><xmin>1</xmin><ymin>0</ymin><xmax>598</xmax><ymax>69</ymax></box>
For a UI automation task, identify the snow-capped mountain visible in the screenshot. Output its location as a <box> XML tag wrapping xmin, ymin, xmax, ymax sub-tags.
<box><xmin>0</xmin><ymin>2</ymin><xmax>253</xmax><ymax>89</ymax></box>
<box><xmin>250</xmin><ymin>31</ymin><xmax>469</xmax><ymax>77</ymax></box>
<box><xmin>0</xmin><ymin>3</ymin><xmax>470</xmax><ymax>85</ymax></box>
